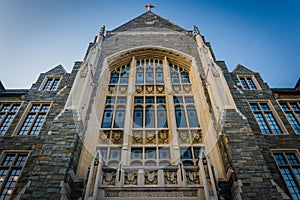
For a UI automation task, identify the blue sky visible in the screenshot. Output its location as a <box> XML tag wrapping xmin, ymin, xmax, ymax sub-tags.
<box><xmin>0</xmin><ymin>0</ymin><xmax>299</xmax><ymax>88</ymax></box>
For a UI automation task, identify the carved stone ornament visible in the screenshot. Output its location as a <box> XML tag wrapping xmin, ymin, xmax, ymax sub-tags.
<box><xmin>108</xmin><ymin>85</ymin><xmax>117</xmax><ymax>94</ymax></box>
<box><xmin>136</xmin><ymin>85</ymin><xmax>143</xmax><ymax>93</ymax></box>
<box><xmin>193</xmin><ymin>25</ymin><xmax>200</xmax><ymax>36</ymax></box>
<box><xmin>165</xmin><ymin>170</ymin><xmax>177</xmax><ymax>184</ymax></box>
<box><xmin>156</xmin><ymin>85</ymin><xmax>164</xmax><ymax>93</ymax></box>
<box><xmin>192</xmin><ymin>130</ymin><xmax>202</xmax><ymax>143</ymax></box>
<box><xmin>172</xmin><ymin>85</ymin><xmax>181</xmax><ymax>93</ymax></box>
<box><xmin>183</xmin><ymin>85</ymin><xmax>191</xmax><ymax>93</ymax></box>
<box><xmin>132</xmin><ymin>132</ymin><xmax>142</xmax><ymax>144</ymax></box>
<box><xmin>146</xmin><ymin>132</ymin><xmax>155</xmax><ymax>144</ymax></box>
<box><xmin>103</xmin><ymin>170</ymin><xmax>116</xmax><ymax>185</ymax></box>
<box><xmin>158</xmin><ymin>130</ymin><xmax>169</xmax><ymax>144</ymax></box>
<box><xmin>119</xmin><ymin>85</ymin><xmax>127</xmax><ymax>94</ymax></box>
<box><xmin>99</xmin><ymin>131</ymin><xmax>109</xmax><ymax>143</ymax></box>
<box><xmin>125</xmin><ymin>171</ymin><xmax>137</xmax><ymax>185</ymax></box>
<box><xmin>211</xmin><ymin>63</ymin><xmax>220</xmax><ymax>77</ymax></box>
<box><xmin>186</xmin><ymin>171</ymin><xmax>199</xmax><ymax>185</ymax></box>
<box><xmin>179</xmin><ymin>132</ymin><xmax>190</xmax><ymax>144</ymax></box>
<box><xmin>112</xmin><ymin>131</ymin><xmax>122</xmax><ymax>144</ymax></box>
<box><xmin>146</xmin><ymin>85</ymin><xmax>154</xmax><ymax>94</ymax></box>
<box><xmin>80</xmin><ymin>66</ymin><xmax>88</xmax><ymax>78</ymax></box>
<box><xmin>146</xmin><ymin>171</ymin><xmax>156</xmax><ymax>183</ymax></box>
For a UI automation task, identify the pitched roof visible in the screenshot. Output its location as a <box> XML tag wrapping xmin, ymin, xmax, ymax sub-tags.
<box><xmin>232</xmin><ymin>64</ymin><xmax>255</xmax><ymax>74</ymax></box>
<box><xmin>110</xmin><ymin>11</ymin><xmax>189</xmax><ymax>33</ymax></box>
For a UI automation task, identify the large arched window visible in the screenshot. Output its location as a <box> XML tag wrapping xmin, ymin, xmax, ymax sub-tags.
<box><xmin>100</xmin><ymin>54</ymin><xmax>202</xmax><ymax>168</ymax></box>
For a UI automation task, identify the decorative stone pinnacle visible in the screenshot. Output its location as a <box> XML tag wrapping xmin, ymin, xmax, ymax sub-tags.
<box><xmin>99</xmin><ymin>25</ymin><xmax>105</xmax><ymax>35</ymax></box>
<box><xmin>144</xmin><ymin>4</ymin><xmax>155</xmax><ymax>11</ymax></box>
<box><xmin>193</xmin><ymin>25</ymin><xmax>200</xmax><ymax>36</ymax></box>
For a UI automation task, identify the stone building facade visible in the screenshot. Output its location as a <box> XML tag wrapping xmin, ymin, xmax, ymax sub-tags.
<box><xmin>0</xmin><ymin>9</ymin><xmax>299</xmax><ymax>200</ymax></box>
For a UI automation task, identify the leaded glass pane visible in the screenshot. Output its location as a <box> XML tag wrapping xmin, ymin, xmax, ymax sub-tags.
<box><xmin>133</xmin><ymin>106</ymin><xmax>143</xmax><ymax>128</ymax></box>
<box><xmin>175</xmin><ymin>106</ymin><xmax>187</xmax><ymax>128</ymax></box>
<box><xmin>273</xmin><ymin>153</ymin><xmax>286</xmax><ymax>165</ymax></box>
<box><xmin>254</xmin><ymin>113</ymin><xmax>271</xmax><ymax>134</ymax></box>
<box><xmin>101</xmin><ymin>107</ymin><xmax>113</xmax><ymax>128</ymax></box>
<box><xmin>264</xmin><ymin>113</ymin><xmax>282</xmax><ymax>133</ymax></box>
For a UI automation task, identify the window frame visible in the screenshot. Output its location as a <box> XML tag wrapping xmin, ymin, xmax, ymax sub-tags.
<box><xmin>278</xmin><ymin>100</ymin><xmax>300</xmax><ymax>134</ymax></box>
<box><xmin>0</xmin><ymin>151</ymin><xmax>30</xmax><ymax>199</ymax></box>
<box><xmin>238</xmin><ymin>75</ymin><xmax>260</xmax><ymax>90</ymax></box>
<box><xmin>39</xmin><ymin>76</ymin><xmax>62</xmax><ymax>91</ymax></box>
<box><xmin>14</xmin><ymin>102</ymin><xmax>52</xmax><ymax>136</ymax></box>
<box><xmin>248</xmin><ymin>101</ymin><xmax>287</xmax><ymax>135</ymax></box>
<box><xmin>271</xmin><ymin>149</ymin><xmax>300</xmax><ymax>199</ymax></box>
<box><xmin>0</xmin><ymin>102</ymin><xmax>22</xmax><ymax>136</ymax></box>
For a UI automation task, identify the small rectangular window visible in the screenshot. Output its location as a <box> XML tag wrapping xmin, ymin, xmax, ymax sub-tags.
<box><xmin>42</xmin><ymin>77</ymin><xmax>60</xmax><ymax>91</ymax></box>
<box><xmin>238</xmin><ymin>76</ymin><xmax>259</xmax><ymax>90</ymax></box>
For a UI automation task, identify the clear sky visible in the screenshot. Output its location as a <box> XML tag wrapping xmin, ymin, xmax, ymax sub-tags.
<box><xmin>0</xmin><ymin>0</ymin><xmax>299</xmax><ymax>89</ymax></box>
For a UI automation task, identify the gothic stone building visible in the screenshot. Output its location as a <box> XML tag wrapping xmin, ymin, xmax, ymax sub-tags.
<box><xmin>0</xmin><ymin>10</ymin><xmax>300</xmax><ymax>200</ymax></box>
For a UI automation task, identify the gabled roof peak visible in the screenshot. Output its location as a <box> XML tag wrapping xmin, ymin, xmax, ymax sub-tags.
<box><xmin>232</xmin><ymin>64</ymin><xmax>255</xmax><ymax>74</ymax></box>
<box><xmin>108</xmin><ymin>11</ymin><xmax>190</xmax><ymax>34</ymax></box>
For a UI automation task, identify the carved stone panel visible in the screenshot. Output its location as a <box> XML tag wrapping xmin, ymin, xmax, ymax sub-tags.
<box><xmin>119</xmin><ymin>85</ymin><xmax>127</xmax><ymax>94</ymax></box>
<box><xmin>183</xmin><ymin>85</ymin><xmax>191</xmax><ymax>93</ymax></box>
<box><xmin>172</xmin><ymin>85</ymin><xmax>181</xmax><ymax>93</ymax></box>
<box><xmin>99</xmin><ymin>131</ymin><xmax>110</xmax><ymax>144</ymax></box>
<box><xmin>164</xmin><ymin>170</ymin><xmax>178</xmax><ymax>185</ymax></box>
<box><xmin>132</xmin><ymin>131</ymin><xmax>143</xmax><ymax>144</ymax></box>
<box><xmin>145</xmin><ymin>131</ymin><xmax>156</xmax><ymax>144</ymax></box>
<box><xmin>111</xmin><ymin>131</ymin><xmax>123</xmax><ymax>144</ymax></box>
<box><xmin>124</xmin><ymin>171</ymin><xmax>138</xmax><ymax>185</ymax></box>
<box><xmin>146</xmin><ymin>85</ymin><xmax>154</xmax><ymax>94</ymax></box>
<box><xmin>186</xmin><ymin>169</ymin><xmax>200</xmax><ymax>185</ymax></box>
<box><xmin>192</xmin><ymin>130</ymin><xmax>202</xmax><ymax>144</ymax></box>
<box><xmin>108</xmin><ymin>85</ymin><xmax>117</xmax><ymax>94</ymax></box>
<box><xmin>145</xmin><ymin>171</ymin><xmax>158</xmax><ymax>185</ymax></box>
<box><xmin>102</xmin><ymin>169</ymin><xmax>116</xmax><ymax>185</ymax></box>
<box><xmin>158</xmin><ymin>130</ymin><xmax>169</xmax><ymax>144</ymax></box>
<box><xmin>135</xmin><ymin>85</ymin><xmax>143</xmax><ymax>93</ymax></box>
<box><xmin>178</xmin><ymin>131</ymin><xmax>190</xmax><ymax>144</ymax></box>
<box><xmin>156</xmin><ymin>85</ymin><xmax>164</xmax><ymax>93</ymax></box>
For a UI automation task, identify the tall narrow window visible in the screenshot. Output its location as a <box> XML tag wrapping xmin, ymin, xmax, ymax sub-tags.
<box><xmin>272</xmin><ymin>151</ymin><xmax>300</xmax><ymax>199</ymax></box>
<box><xmin>157</xmin><ymin>106</ymin><xmax>167</xmax><ymax>128</ymax></box>
<box><xmin>280</xmin><ymin>102</ymin><xmax>300</xmax><ymax>134</ymax></box>
<box><xmin>250</xmin><ymin>102</ymin><xmax>283</xmax><ymax>134</ymax></box>
<box><xmin>0</xmin><ymin>103</ymin><xmax>21</xmax><ymax>135</ymax></box>
<box><xmin>101</xmin><ymin>107</ymin><xmax>114</xmax><ymax>128</ymax></box>
<box><xmin>42</xmin><ymin>77</ymin><xmax>60</xmax><ymax>91</ymax></box>
<box><xmin>113</xmin><ymin>106</ymin><xmax>125</xmax><ymax>128</ymax></box>
<box><xmin>145</xmin><ymin>106</ymin><xmax>155</xmax><ymax>128</ymax></box>
<box><xmin>175</xmin><ymin>106</ymin><xmax>187</xmax><ymax>128</ymax></box>
<box><xmin>0</xmin><ymin>152</ymin><xmax>28</xmax><ymax>199</ymax></box>
<box><xmin>18</xmin><ymin>103</ymin><xmax>50</xmax><ymax>135</ymax></box>
<box><xmin>133</xmin><ymin>106</ymin><xmax>143</xmax><ymax>128</ymax></box>
<box><xmin>187</xmin><ymin>106</ymin><xmax>199</xmax><ymax>127</ymax></box>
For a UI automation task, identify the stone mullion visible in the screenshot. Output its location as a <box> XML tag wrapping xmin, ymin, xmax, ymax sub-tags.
<box><xmin>121</xmin><ymin>57</ymin><xmax>135</xmax><ymax>167</ymax></box>
<box><xmin>163</xmin><ymin>56</ymin><xmax>180</xmax><ymax>165</ymax></box>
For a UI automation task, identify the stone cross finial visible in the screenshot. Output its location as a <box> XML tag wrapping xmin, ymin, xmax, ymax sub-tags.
<box><xmin>144</xmin><ymin>4</ymin><xmax>155</xmax><ymax>11</ymax></box>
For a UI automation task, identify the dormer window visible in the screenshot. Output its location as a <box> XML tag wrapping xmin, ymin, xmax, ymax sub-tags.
<box><xmin>42</xmin><ymin>77</ymin><xmax>61</xmax><ymax>91</ymax></box>
<box><xmin>238</xmin><ymin>76</ymin><xmax>259</xmax><ymax>90</ymax></box>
